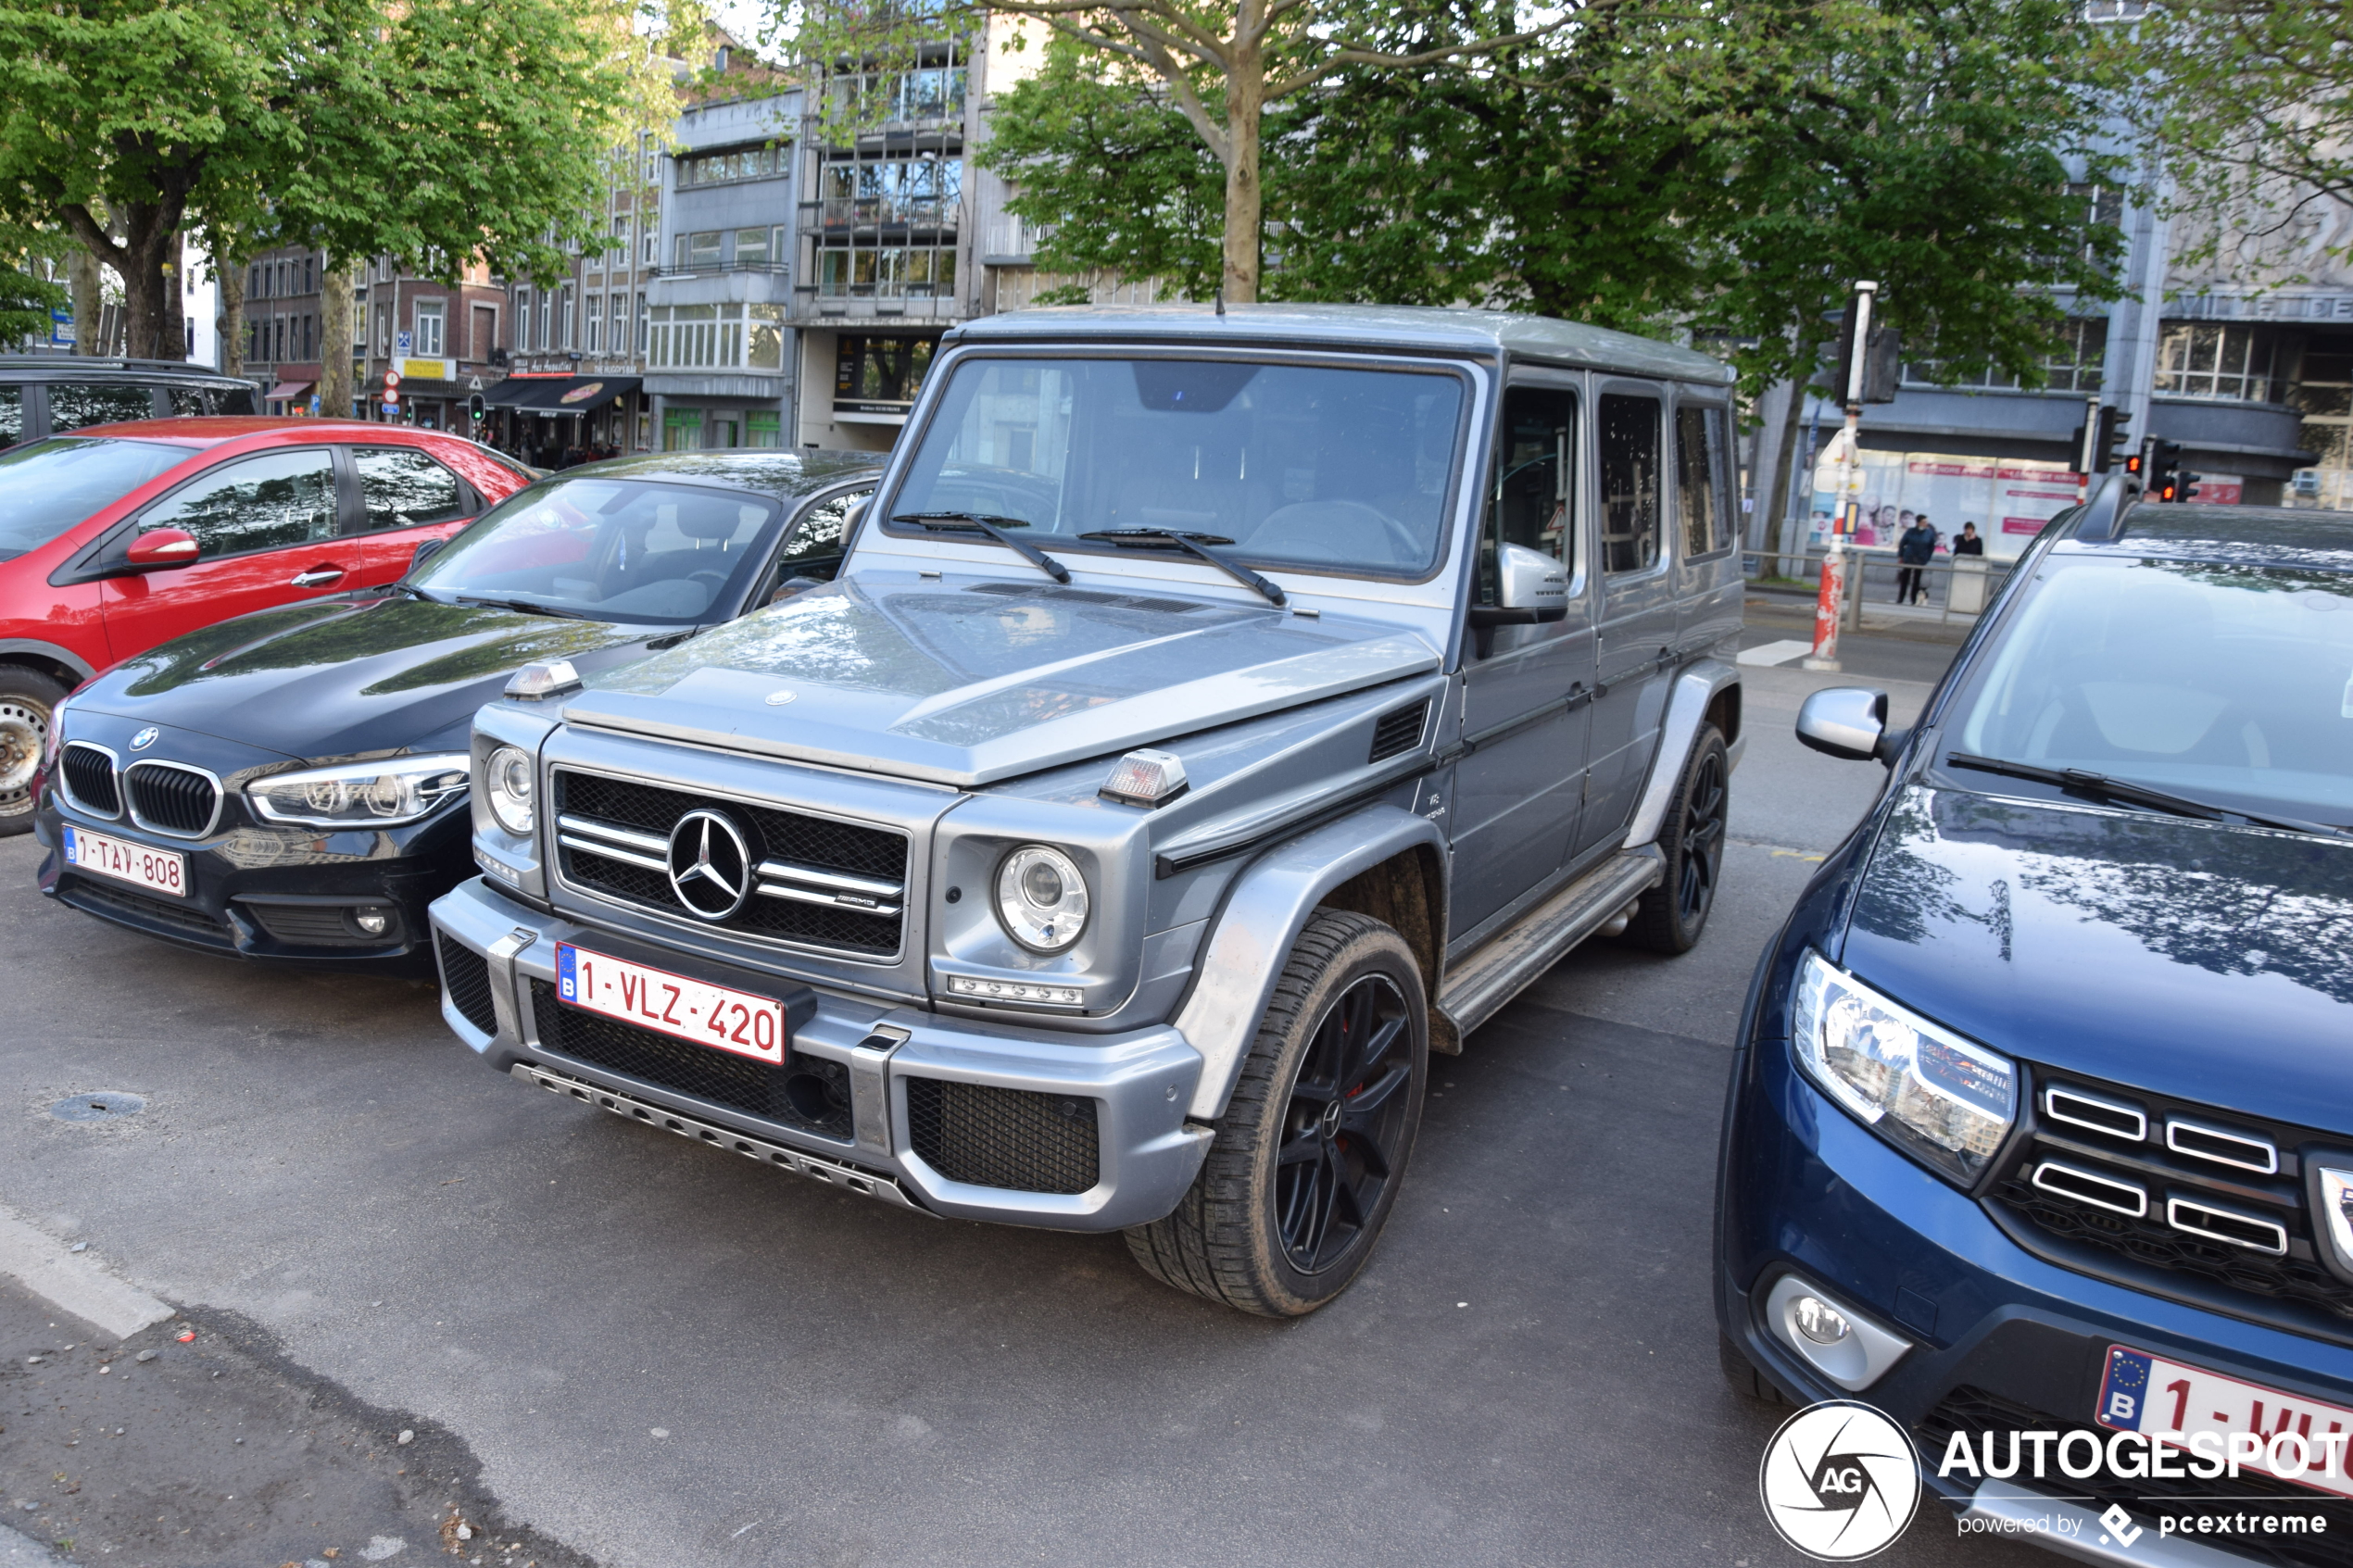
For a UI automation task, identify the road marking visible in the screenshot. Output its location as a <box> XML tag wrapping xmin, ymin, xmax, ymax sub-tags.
<box><xmin>1736</xmin><ymin>639</ymin><xmax>1815</xmax><ymax>668</ymax></box>
<box><xmin>1730</xmin><ymin>836</ymin><xmax>1828</xmax><ymax>862</ymax></box>
<box><xmin>0</xmin><ymin>1204</ymin><xmax>171</xmax><ymax>1341</ymax></box>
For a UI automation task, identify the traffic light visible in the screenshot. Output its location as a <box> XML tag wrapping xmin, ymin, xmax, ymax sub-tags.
<box><xmin>2095</xmin><ymin>405</ymin><xmax>2131</xmax><ymax>472</ymax></box>
<box><xmin>468</xmin><ymin>393</ymin><xmax>485</xmax><ymax>423</ymax></box>
<box><xmin>2145</xmin><ymin>438</ymin><xmax>2184</xmax><ymax>501</ymax></box>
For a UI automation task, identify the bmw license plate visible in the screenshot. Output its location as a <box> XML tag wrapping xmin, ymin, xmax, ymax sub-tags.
<box><xmin>62</xmin><ymin>825</ymin><xmax>188</xmax><ymax>897</ymax></box>
<box><xmin>555</xmin><ymin>942</ymin><xmax>787</xmax><ymax>1064</ymax></box>
<box><xmin>2096</xmin><ymin>1344</ymin><xmax>2353</xmax><ymax>1499</ymax></box>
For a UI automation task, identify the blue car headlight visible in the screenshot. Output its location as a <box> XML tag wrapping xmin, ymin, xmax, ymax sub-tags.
<box><xmin>1791</xmin><ymin>949</ymin><xmax>2018</xmax><ymax>1185</ymax></box>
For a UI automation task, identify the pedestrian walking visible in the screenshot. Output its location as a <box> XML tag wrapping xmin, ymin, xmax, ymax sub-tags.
<box><xmin>1952</xmin><ymin>522</ymin><xmax>1984</xmax><ymax>557</ymax></box>
<box><xmin>1896</xmin><ymin>514</ymin><xmax>1939</xmax><ymax>604</ymax></box>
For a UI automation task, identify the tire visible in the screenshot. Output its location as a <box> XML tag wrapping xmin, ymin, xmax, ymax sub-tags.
<box><xmin>1718</xmin><ymin>1334</ymin><xmax>1783</xmax><ymax>1404</ymax></box>
<box><xmin>1127</xmin><ymin>910</ymin><xmax>1428</xmax><ymax>1316</ymax></box>
<box><xmin>0</xmin><ymin>665</ymin><xmax>68</xmax><ymax>837</ymax></box>
<box><xmin>1624</xmin><ymin>721</ymin><xmax>1729</xmax><ymax>954</ymax></box>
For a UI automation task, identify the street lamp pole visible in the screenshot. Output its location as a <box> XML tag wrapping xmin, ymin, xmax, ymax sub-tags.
<box><xmin>1806</xmin><ymin>280</ymin><xmax>1876</xmax><ymax>672</ymax></box>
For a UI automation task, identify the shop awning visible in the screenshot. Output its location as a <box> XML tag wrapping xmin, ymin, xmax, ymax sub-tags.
<box><xmin>486</xmin><ymin>375</ymin><xmax>641</xmax><ymax>411</ymax></box>
<box><xmin>265</xmin><ymin>381</ymin><xmax>313</xmax><ymax>401</ymax></box>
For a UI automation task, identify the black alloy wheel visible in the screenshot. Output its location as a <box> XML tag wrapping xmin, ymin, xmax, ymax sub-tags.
<box><xmin>1626</xmin><ymin>721</ymin><xmax>1730</xmax><ymax>953</ymax></box>
<box><xmin>1275</xmin><ymin>971</ymin><xmax>1414</xmax><ymax>1273</ymax></box>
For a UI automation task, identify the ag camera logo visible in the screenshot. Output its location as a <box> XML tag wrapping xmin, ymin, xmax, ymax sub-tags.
<box><xmin>1759</xmin><ymin>1400</ymin><xmax>1922</xmax><ymax>1560</ymax></box>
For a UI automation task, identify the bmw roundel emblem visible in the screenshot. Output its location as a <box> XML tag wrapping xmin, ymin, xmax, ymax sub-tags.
<box><xmin>129</xmin><ymin>726</ymin><xmax>159</xmax><ymax>751</ymax></box>
<box><xmin>666</xmin><ymin>809</ymin><xmax>751</xmax><ymax>922</ymax></box>
<box><xmin>763</xmin><ymin>689</ymin><xmax>796</xmax><ymax>707</ymax></box>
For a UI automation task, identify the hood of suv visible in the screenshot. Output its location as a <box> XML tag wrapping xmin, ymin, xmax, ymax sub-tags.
<box><xmin>565</xmin><ymin>576</ymin><xmax>1442</xmax><ymax>787</ymax></box>
<box><xmin>80</xmin><ymin>595</ymin><xmax>663</xmax><ymax>759</ymax></box>
<box><xmin>1838</xmin><ymin>784</ymin><xmax>2353</xmax><ymax>1131</ymax></box>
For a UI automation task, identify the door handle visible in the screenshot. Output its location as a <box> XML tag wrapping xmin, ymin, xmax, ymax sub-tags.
<box><xmin>291</xmin><ymin>567</ymin><xmax>346</xmax><ymax>588</ymax></box>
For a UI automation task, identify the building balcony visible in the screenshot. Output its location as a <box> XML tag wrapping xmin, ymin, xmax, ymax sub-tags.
<box><xmin>808</xmin><ymin>195</ymin><xmax>961</xmax><ymax>232</ymax></box>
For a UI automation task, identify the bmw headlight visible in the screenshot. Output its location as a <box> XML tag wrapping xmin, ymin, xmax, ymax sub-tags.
<box><xmin>995</xmin><ymin>845</ymin><xmax>1089</xmax><ymax>953</ymax></box>
<box><xmin>1791</xmin><ymin>949</ymin><xmax>2016</xmax><ymax>1184</ymax></box>
<box><xmin>484</xmin><ymin>746</ymin><xmax>535</xmax><ymax>834</ymax></box>
<box><xmin>247</xmin><ymin>754</ymin><xmax>471</xmax><ymax>828</ymax></box>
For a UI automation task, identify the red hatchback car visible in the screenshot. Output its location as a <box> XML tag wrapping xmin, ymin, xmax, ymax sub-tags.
<box><xmin>0</xmin><ymin>419</ymin><xmax>531</xmax><ymax>833</ymax></box>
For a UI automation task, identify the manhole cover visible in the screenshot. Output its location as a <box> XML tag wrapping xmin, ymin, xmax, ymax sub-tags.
<box><xmin>50</xmin><ymin>1092</ymin><xmax>145</xmax><ymax>1123</ymax></box>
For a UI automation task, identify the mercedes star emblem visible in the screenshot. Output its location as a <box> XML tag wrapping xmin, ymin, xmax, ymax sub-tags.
<box><xmin>666</xmin><ymin>809</ymin><xmax>751</xmax><ymax>921</ymax></box>
<box><xmin>129</xmin><ymin>726</ymin><xmax>159</xmax><ymax>751</ymax></box>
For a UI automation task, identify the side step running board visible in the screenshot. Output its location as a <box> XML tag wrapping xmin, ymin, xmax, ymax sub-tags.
<box><xmin>1435</xmin><ymin>847</ymin><xmax>1663</xmax><ymax>1043</ymax></box>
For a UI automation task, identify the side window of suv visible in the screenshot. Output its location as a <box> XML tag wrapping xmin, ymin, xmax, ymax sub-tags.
<box><xmin>0</xmin><ymin>387</ymin><xmax>20</xmax><ymax>446</ymax></box>
<box><xmin>1482</xmin><ymin>386</ymin><xmax>1578</xmax><ymax>604</ymax></box>
<box><xmin>49</xmin><ymin>383</ymin><xmax>159</xmax><ymax>433</ymax></box>
<box><xmin>1599</xmin><ymin>392</ymin><xmax>1663</xmax><ymax>574</ymax></box>
<box><xmin>138</xmin><ymin>448</ymin><xmax>339</xmax><ymax>558</ymax></box>
<box><xmin>352</xmin><ymin>447</ymin><xmax>471</xmax><ymax>532</ymax></box>
<box><xmin>766</xmin><ymin>486</ymin><xmax>871</xmax><ymax>602</ymax></box>
<box><xmin>1676</xmin><ymin>404</ymin><xmax>1730</xmax><ymax>558</ymax></box>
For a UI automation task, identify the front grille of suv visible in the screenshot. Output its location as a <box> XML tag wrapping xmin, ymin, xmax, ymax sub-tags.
<box><xmin>903</xmin><ymin>1077</ymin><xmax>1100</xmax><ymax>1195</ymax></box>
<box><xmin>550</xmin><ymin>770</ymin><xmax>907</xmax><ymax>960</ymax></box>
<box><xmin>529</xmin><ymin>980</ymin><xmax>853</xmax><ymax>1139</ymax></box>
<box><xmin>1987</xmin><ymin>1066</ymin><xmax>2351</xmax><ymax>1341</ymax></box>
<box><xmin>60</xmin><ymin>744</ymin><xmax>120</xmax><ymax>817</ymax></box>
<box><xmin>1917</xmin><ymin>1387</ymin><xmax>2353</xmax><ymax>1568</ymax></box>
<box><xmin>124</xmin><ymin>760</ymin><xmax>220</xmax><ymax>836</ymax></box>
<box><xmin>436</xmin><ymin>934</ymin><xmax>498</xmax><ymax>1034</ymax></box>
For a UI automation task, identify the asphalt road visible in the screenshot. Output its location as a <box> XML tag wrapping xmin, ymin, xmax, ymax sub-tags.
<box><xmin>0</xmin><ymin>620</ymin><xmax>2055</xmax><ymax>1568</ymax></box>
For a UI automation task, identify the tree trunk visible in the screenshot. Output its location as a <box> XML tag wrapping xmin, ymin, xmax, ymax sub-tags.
<box><xmin>68</xmin><ymin>246</ymin><xmax>103</xmax><ymax>355</ymax></box>
<box><xmin>218</xmin><ymin>256</ymin><xmax>245</xmax><ymax>380</ymax></box>
<box><xmin>160</xmin><ymin>232</ymin><xmax>186</xmax><ymax>362</ymax></box>
<box><xmin>1221</xmin><ymin>48</ymin><xmax>1265</xmax><ymax>302</ymax></box>
<box><xmin>63</xmin><ymin>196</ymin><xmax>188</xmax><ymax>363</ymax></box>
<box><xmin>1762</xmin><ymin>372</ymin><xmax>1806</xmax><ymax>577</ymax></box>
<box><xmin>319</xmin><ymin>258</ymin><xmax>355</xmax><ymax>417</ymax></box>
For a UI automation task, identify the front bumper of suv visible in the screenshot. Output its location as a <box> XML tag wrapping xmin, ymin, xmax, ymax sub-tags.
<box><xmin>429</xmin><ymin>876</ymin><xmax>1213</xmax><ymax>1230</ymax></box>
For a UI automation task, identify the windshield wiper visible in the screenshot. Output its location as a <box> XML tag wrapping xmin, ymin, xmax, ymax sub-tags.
<box><xmin>387</xmin><ymin>583</ymin><xmax>434</xmax><ymax>600</ymax></box>
<box><xmin>890</xmin><ymin>511</ymin><xmax>1070</xmax><ymax>584</ymax></box>
<box><xmin>1944</xmin><ymin>752</ymin><xmax>2351</xmax><ymax>838</ymax></box>
<box><xmin>1078</xmin><ymin>527</ymin><xmax>1286</xmax><ymax>607</ymax></box>
<box><xmin>451</xmin><ymin>594</ymin><xmax>593</xmax><ymax>621</ymax></box>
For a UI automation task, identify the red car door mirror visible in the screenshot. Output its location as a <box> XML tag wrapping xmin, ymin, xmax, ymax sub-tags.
<box><xmin>120</xmin><ymin>528</ymin><xmax>201</xmax><ymax>572</ymax></box>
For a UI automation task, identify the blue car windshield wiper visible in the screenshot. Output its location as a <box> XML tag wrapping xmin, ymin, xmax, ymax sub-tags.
<box><xmin>1944</xmin><ymin>751</ymin><xmax>2351</xmax><ymax>839</ymax></box>
<box><xmin>1078</xmin><ymin>527</ymin><xmax>1286</xmax><ymax>607</ymax></box>
<box><xmin>891</xmin><ymin>511</ymin><xmax>1070</xmax><ymax>584</ymax></box>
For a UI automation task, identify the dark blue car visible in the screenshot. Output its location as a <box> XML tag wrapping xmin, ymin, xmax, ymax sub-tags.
<box><xmin>1718</xmin><ymin>483</ymin><xmax>2353</xmax><ymax>1554</ymax></box>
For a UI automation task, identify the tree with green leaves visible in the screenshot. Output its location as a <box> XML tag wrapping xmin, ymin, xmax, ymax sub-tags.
<box><xmin>0</xmin><ymin>218</ymin><xmax>66</xmax><ymax>347</ymax></box>
<box><xmin>794</xmin><ymin>0</ymin><xmax>1550</xmax><ymax>301</ymax></box>
<box><xmin>0</xmin><ymin>0</ymin><xmax>674</xmax><ymax>362</ymax></box>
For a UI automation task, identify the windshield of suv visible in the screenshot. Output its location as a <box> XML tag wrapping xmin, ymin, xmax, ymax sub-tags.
<box><xmin>887</xmin><ymin>358</ymin><xmax>1468</xmax><ymax>579</ymax></box>
<box><xmin>0</xmin><ymin>436</ymin><xmax>193</xmax><ymax>561</ymax></box>
<box><xmin>1944</xmin><ymin>554</ymin><xmax>2353</xmax><ymax>823</ymax></box>
<box><xmin>408</xmin><ymin>475</ymin><xmax>781</xmax><ymax>624</ymax></box>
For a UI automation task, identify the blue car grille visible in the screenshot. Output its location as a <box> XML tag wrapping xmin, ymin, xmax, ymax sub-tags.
<box><xmin>1988</xmin><ymin>1065</ymin><xmax>2351</xmax><ymax>1345</ymax></box>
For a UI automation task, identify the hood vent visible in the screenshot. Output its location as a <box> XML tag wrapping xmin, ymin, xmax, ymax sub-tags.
<box><xmin>1369</xmin><ymin>699</ymin><xmax>1430</xmax><ymax>763</ymax></box>
<box><xmin>964</xmin><ymin>582</ymin><xmax>1207</xmax><ymax>615</ymax></box>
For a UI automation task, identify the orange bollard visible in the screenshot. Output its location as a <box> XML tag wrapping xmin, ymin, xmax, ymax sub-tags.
<box><xmin>1806</xmin><ymin>548</ymin><xmax>1846</xmax><ymax>670</ymax></box>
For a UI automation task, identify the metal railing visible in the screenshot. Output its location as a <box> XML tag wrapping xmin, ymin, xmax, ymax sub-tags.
<box><xmin>814</xmin><ymin>194</ymin><xmax>960</xmax><ymax>230</ymax></box>
<box><xmin>1750</xmin><ymin>546</ymin><xmax>2017</xmax><ymax>630</ymax></box>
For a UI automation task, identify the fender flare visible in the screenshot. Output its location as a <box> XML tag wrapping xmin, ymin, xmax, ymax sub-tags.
<box><xmin>0</xmin><ymin>639</ymin><xmax>97</xmax><ymax>684</ymax></box>
<box><xmin>1173</xmin><ymin>802</ymin><xmax>1446</xmax><ymax>1121</ymax></box>
<box><xmin>1622</xmin><ymin>659</ymin><xmax>1740</xmax><ymax>851</ymax></box>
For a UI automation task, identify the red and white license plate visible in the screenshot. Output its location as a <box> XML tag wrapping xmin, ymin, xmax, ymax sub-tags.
<box><xmin>62</xmin><ymin>824</ymin><xmax>188</xmax><ymax>897</ymax></box>
<box><xmin>2098</xmin><ymin>1344</ymin><xmax>2353</xmax><ymax>1499</ymax></box>
<box><xmin>554</xmin><ymin>943</ymin><xmax>787</xmax><ymax>1064</ymax></box>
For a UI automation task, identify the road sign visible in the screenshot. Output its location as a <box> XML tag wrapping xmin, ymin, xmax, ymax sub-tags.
<box><xmin>384</xmin><ymin>389</ymin><xmax>399</xmax><ymax>408</ymax></box>
<box><xmin>383</xmin><ymin>370</ymin><xmax>399</xmax><ymax>389</ymax></box>
<box><xmin>466</xmin><ymin>375</ymin><xmax>484</xmax><ymax>393</ymax></box>
<box><xmin>395</xmin><ymin>331</ymin><xmax>412</xmax><ymax>356</ymax></box>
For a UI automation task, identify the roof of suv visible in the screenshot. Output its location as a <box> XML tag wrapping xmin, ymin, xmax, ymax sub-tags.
<box><xmin>0</xmin><ymin>356</ymin><xmax>250</xmax><ymax>385</ymax></box>
<box><xmin>61</xmin><ymin>417</ymin><xmax>484</xmax><ymax>449</ymax></box>
<box><xmin>949</xmin><ymin>303</ymin><xmax>1734</xmax><ymax>384</ymax></box>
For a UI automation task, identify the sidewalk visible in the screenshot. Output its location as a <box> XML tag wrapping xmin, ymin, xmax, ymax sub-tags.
<box><xmin>1744</xmin><ymin>585</ymin><xmax>1979</xmax><ymax>646</ymax></box>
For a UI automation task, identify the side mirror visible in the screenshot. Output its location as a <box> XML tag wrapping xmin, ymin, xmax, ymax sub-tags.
<box><xmin>770</xmin><ymin>574</ymin><xmax>826</xmax><ymax>605</ymax></box>
<box><xmin>1796</xmin><ymin>686</ymin><xmax>1906</xmax><ymax>765</ymax></box>
<box><xmin>119</xmin><ymin>528</ymin><xmax>200</xmax><ymax>573</ymax></box>
<box><xmin>409</xmin><ymin>537</ymin><xmax>447</xmax><ymax>572</ymax></box>
<box><xmin>1468</xmin><ymin>542</ymin><xmax>1568</xmax><ymax>627</ymax></box>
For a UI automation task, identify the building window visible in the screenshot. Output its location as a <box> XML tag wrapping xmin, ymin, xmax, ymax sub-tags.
<box><xmin>824</xmin><ymin>67</ymin><xmax>966</xmax><ymax>124</ymax></box>
<box><xmin>585</xmin><ymin>293</ymin><xmax>601</xmax><ymax>353</ymax></box>
<box><xmin>734</xmin><ymin>228</ymin><xmax>770</xmax><ymax>266</ymax></box>
<box><xmin>558</xmin><ymin>285</ymin><xmax>574</xmax><ymax>349</ymax></box>
<box><xmin>415</xmin><ymin>300</ymin><xmax>445</xmax><ymax>358</ymax></box>
<box><xmin>817</xmin><ymin>245</ymin><xmax>956</xmax><ymax>299</ymax></box>
<box><xmin>512</xmin><ymin>290</ymin><xmax>530</xmax><ymax>349</ymax></box>
<box><xmin>818</xmin><ymin>153</ymin><xmax>962</xmax><ymax>229</ymax></box>
<box><xmin>748</xmin><ymin>303</ymin><xmax>785</xmax><ymax>369</ymax></box>
<box><xmin>663</xmin><ymin>407</ymin><xmax>702</xmax><ymax>451</ymax></box>
<box><xmin>635</xmin><ymin>293</ymin><xmax>648</xmax><ymax>359</ymax></box>
<box><xmin>676</xmin><ymin>143</ymin><xmax>787</xmax><ymax>187</ymax></box>
<box><xmin>673</xmin><ymin>232</ymin><xmax>724</xmax><ymax>270</ymax></box>
<box><xmin>1905</xmin><ymin>318</ymin><xmax>2107</xmax><ymax>395</ymax></box>
<box><xmin>376</xmin><ymin>305</ymin><xmax>389</xmax><ymax>357</ymax></box>
<box><xmin>747</xmin><ymin>411</ymin><xmax>780</xmax><ymax>448</ymax></box>
<box><xmin>355</xmin><ymin>295</ymin><xmax>371</xmax><ymax>349</ymax></box>
<box><xmin>302</xmin><ymin>314</ymin><xmax>315</xmax><ymax>359</ymax></box>
<box><xmin>2156</xmin><ymin>323</ymin><xmax>2284</xmax><ymax>403</ymax></box>
<box><xmin>834</xmin><ymin>335</ymin><xmax>935</xmax><ymax>408</ymax></box>
<box><xmin>536</xmin><ymin>289</ymin><xmax>549</xmax><ymax>350</ymax></box>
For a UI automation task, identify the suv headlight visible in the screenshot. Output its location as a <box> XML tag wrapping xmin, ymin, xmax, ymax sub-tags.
<box><xmin>1791</xmin><ymin>949</ymin><xmax>2016</xmax><ymax>1184</ymax></box>
<box><xmin>484</xmin><ymin>746</ymin><xmax>535</xmax><ymax>834</ymax></box>
<box><xmin>247</xmin><ymin>754</ymin><xmax>470</xmax><ymax>828</ymax></box>
<box><xmin>995</xmin><ymin>844</ymin><xmax>1089</xmax><ymax>952</ymax></box>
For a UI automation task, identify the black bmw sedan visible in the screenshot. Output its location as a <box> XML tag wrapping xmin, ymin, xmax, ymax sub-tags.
<box><xmin>32</xmin><ymin>452</ymin><xmax>877</xmax><ymax>972</ymax></box>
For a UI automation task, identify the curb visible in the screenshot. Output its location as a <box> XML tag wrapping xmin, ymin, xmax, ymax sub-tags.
<box><xmin>0</xmin><ymin>1205</ymin><xmax>172</xmax><ymax>1341</ymax></box>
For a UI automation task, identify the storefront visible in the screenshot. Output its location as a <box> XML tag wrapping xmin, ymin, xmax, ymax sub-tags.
<box><xmin>793</xmin><ymin>330</ymin><xmax>937</xmax><ymax>451</ymax></box>
<box><xmin>485</xmin><ymin>374</ymin><xmax>644</xmax><ymax>467</ymax></box>
<box><xmin>644</xmin><ymin>373</ymin><xmax>791</xmax><ymax>453</ymax></box>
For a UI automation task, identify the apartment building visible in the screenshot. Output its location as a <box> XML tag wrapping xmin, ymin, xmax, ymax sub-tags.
<box><xmin>241</xmin><ymin>247</ymin><xmax>326</xmax><ymax>414</ymax></box>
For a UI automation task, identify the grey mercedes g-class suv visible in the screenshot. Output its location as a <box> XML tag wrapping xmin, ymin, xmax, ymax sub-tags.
<box><xmin>429</xmin><ymin>305</ymin><xmax>1744</xmax><ymax>1315</ymax></box>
